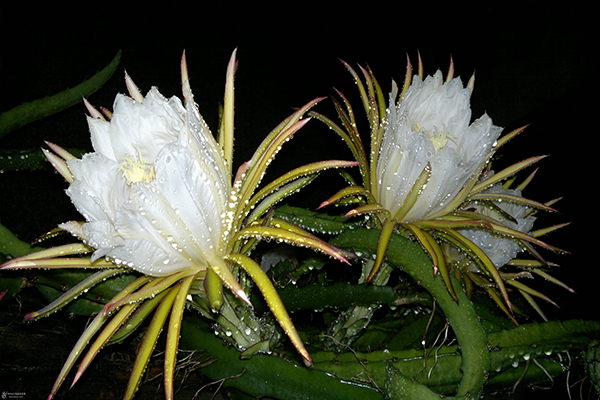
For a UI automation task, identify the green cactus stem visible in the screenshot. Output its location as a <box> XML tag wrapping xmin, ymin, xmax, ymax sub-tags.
<box><xmin>0</xmin><ymin>50</ymin><xmax>121</xmax><ymax>138</ymax></box>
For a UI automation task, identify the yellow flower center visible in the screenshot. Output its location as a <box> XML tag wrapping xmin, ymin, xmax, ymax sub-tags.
<box><xmin>118</xmin><ymin>149</ymin><xmax>155</xmax><ymax>185</ymax></box>
<box><xmin>415</xmin><ymin>122</ymin><xmax>456</xmax><ymax>154</ymax></box>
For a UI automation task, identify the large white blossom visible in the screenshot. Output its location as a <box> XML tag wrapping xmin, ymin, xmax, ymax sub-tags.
<box><xmin>376</xmin><ymin>70</ymin><xmax>503</xmax><ymax>223</ymax></box>
<box><xmin>61</xmin><ymin>83</ymin><xmax>230</xmax><ymax>277</ymax></box>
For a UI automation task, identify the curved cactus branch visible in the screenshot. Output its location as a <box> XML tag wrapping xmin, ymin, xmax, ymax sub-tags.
<box><xmin>180</xmin><ymin>314</ymin><xmax>384</xmax><ymax>400</ymax></box>
<box><xmin>0</xmin><ymin>50</ymin><xmax>121</xmax><ymax>137</ymax></box>
<box><xmin>181</xmin><ymin>314</ymin><xmax>599</xmax><ymax>399</ymax></box>
<box><xmin>330</xmin><ymin>228</ymin><xmax>490</xmax><ymax>400</ymax></box>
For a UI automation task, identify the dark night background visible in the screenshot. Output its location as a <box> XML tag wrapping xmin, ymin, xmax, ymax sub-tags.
<box><xmin>0</xmin><ymin>3</ymin><xmax>596</xmax><ymax>399</ymax></box>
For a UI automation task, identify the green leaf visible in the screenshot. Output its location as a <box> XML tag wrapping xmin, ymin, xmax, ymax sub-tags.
<box><xmin>0</xmin><ymin>222</ymin><xmax>44</xmax><ymax>258</ymax></box>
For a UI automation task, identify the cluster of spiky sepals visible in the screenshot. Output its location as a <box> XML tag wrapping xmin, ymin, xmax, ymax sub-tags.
<box><xmin>0</xmin><ymin>50</ymin><xmax>359</xmax><ymax>400</ymax></box>
<box><xmin>309</xmin><ymin>54</ymin><xmax>572</xmax><ymax>327</ymax></box>
<box><xmin>190</xmin><ymin>288</ymin><xmax>286</xmax><ymax>359</ymax></box>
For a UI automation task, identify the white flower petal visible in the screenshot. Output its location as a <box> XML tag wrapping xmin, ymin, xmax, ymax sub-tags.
<box><xmin>83</xmin><ymin>220</ymin><xmax>123</xmax><ymax>253</ymax></box>
<box><xmin>65</xmin><ymin>154</ymin><xmax>128</xmax><ymax>223</ymax></box>
<box><xmin>109</xmin><ymin>94</ymin><xmax>180</xmax><ymax>162</ymax></box>
<box><xmin>110</xmin><ymin>237</ymin><xmax>191</xmax><ymax>276</ymax></box>
<box><xmin>117</xmin><ymin>184</ymin><xmax>198</xmax><ymax>259</ymax></box>
<box><xmin>87</xmin><ymin>117</ymin><xmax>116</xmax><ymax>160</ymax></box>
<box><xmin>110</xmin><ymin>194</ymin><xmax>199</xmax><ymax>276</ymax></box>
<box><xmin>153</xmin><ymin>143</ymin><xmax>226</xmax><ymax>253</ymax></box>
<box><xmin>89</xmin><ymin>89</ymin><xmax>186</xmax><ymax>164</ymax></box>
<box><xmin>179</xmin><ymin>88</ymin><xmax>230</xmax><ymax>197</ymax></box>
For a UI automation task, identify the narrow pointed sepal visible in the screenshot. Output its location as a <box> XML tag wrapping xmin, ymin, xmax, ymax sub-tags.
<box><xmin>405</xmin><ymin>224</ymin><xmax>457</xmax><ymax>302</ymax></box>
<box><xmin>467</xmin><ymin>192</ymin><xmax>557</xmax><ymax>213</ymax></box>
<box><xmin>82</xmin><ymin>98</ymin><xmax>106</xmax><ymax>120</ymax></box>
<box><xmin>366</xmin><ymin>218</ymin><xmax>396</xmax><ymax>283</ymax></box>
<box><xmin>124</xmin><ymin>71</ymin><xmax>144</xmax><ymax>102</ymax></box>
<box><xmin>317</xmin><ymin>185</ymin><xmax>372</xmax><ymax>210</ymax></box>
<box><xmin>122</xmin><ymin>286</ymin><xmax>179</xmax><ymax>400</ymax></box>
<box><xmin>47</xmin><ymin>312</ymin><xmax>108</xmax><ymax>400</ymax></box>
<box><xmin>164</xmin><ymin>275</ymin><xmax>196</xmax><ymax>400</ymax></box>
<box><xmin>495</xmin><ymin>124</ymin><xmax>529</xmax><ymax>150</ymax></box>
<box><xmin>532</xmin><ymin>269</ymin><xmax>576</xmax><ymax>293</ymax></box>
<box><xmin>446</xmin><ymin>56</ymin><xmax>455</xmax><ymax>82</ymax></box>
<box><xmin>225</xmin><ymin>253</ymin><xmax>312</xmax><ymax>366</ymax></box>
<box><xmin>399</xmin><ymin>54</ymin><xmax>413</xmax><ymax>101</ymax></box>
<box><xmin>392</xmin><ymin>162</ymin><xmax>431</xmax><ymax>222</ymax></box>
<box><xmin>344</xmin><ymin>203</ymin><xmax>389</xmax><ymax>219</ymax></box>
<box><xmin>232</xmin><ymin>225</ymin><xmax>350</xmax><ymax>265</ymax></box>
<box><xmin>443</xmin><ymin>229</ymin><xmax>512</xmax><ymax>312</ymax></box>
<box><xmin>220</xmin><ymin>48</ymin><xmax>237</xmax><ymax>178</ymax></box>
<box><xmin>71</xmin><ymin>302</ymin><xmax>138</xmax><ymax>388</ymax></box>
<box><xmin>253</xmin><ymin>160</ymin><xmax>362</xmax><ymax>211</ymax></box>
<box><xmin>471</xmin><ymin>155</ymin><xmax>548</xmax><ymax>195</ymax></box>
<box><xmin>24</xmin><ymin>269</ymin><xmax>124</xmax><ymax>322</ymax></box>
<box><xmin>206</xmin><ymin>257</ymin><xmax>252</xmax><ymax>307</ymax></box>
<box><xmin>42</xmin><ymin>148</ymin><xmax>74</xmax><ymax>183</ymax></box>
<box><xmin>103</xmin><ymin>271</ymin><xmax>187</xmax><ymax>315</ymax></box>
<box><xmin>0</xmin><ymin>243</ymin><xmax>92</xmax><ymax>268</ymax></box>
<box><xmin>180</xmin><ymin>50</ymin><xmax>189</xmax><ymax>91</ymax></box>
<box><xmin>46</xmin><ymin>276</ymin><xmax>151</xmax><ymax>399</ymax></box>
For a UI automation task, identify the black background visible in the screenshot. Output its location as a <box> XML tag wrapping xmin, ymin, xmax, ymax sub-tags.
<box><xmin>0</xmin><ymin>2</ymin><xmax>596</xmax><ymax>399</ymax></box>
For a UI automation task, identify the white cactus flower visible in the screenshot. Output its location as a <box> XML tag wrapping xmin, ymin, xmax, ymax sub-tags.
<box><xmin>376</xmin><ymin>70</ymin><xmax>503</xmax><ymax>223</ymax></box>
<box><xmin>61</xmin><ymin>80</ymin><xmax>229</xmax><ymax>278</ymax></box>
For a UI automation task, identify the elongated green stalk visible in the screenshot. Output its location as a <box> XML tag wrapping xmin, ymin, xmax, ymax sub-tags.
<box><xmin>181</xmin><ymin>310</ymin><xmax>599</xmax><ymax>399</ymax></box>
<box><xmin>312</xmin><ymin>319</ymin><xmax>600</xmax><ymax>396</ymax></box>
<box><xmin>0</xmin><ymin>51</ymin><xmax>121</xmax><ymax>137</ymax></box>
<box><xmin>330</xmin><ymin>228</ymin><xmax>490</xmax><ymax>400</ymax></box>
<box><xmin>323</xmin><ymin>260</ymin><xmax>393</xmax><ymax>351</ymax></box>
<box><xmin>180</xmin><ymin>314</ymin><xmax>384</xmax><ymax>400</ymax></box>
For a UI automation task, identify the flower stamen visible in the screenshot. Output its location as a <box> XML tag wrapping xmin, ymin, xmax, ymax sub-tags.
<box><xmin>414</xmin><ymin>122</ymin><xmax>456</xmax><ymax>153</ymax></box>
<box><xmin>118</xmin><ymin>149</ymin><xmax>155</xmax><ymax>185</ymax></box>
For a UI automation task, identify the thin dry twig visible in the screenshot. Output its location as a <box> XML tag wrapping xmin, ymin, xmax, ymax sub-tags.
<box><xmin>192</xmin><ymin>369</ymin><xmax>246</xmax><ymax>400</ymax></box>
